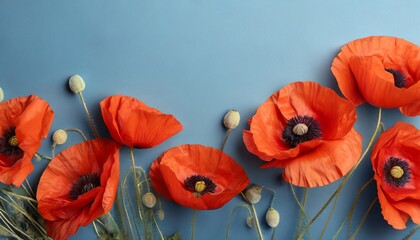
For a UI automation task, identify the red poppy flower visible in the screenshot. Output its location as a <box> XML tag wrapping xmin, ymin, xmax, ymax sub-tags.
<box><xmin>0</xmin><ymin>95</ymin><xmax>54</xmax><ymax>186</ymax></box>
<box><xmin>37</xmin><ymin>138</ymin><xmax>120</xmax><ymax>240</ymax></box>
<box><xmin>331</xmin><ymin>36</ymin><xmax>420</xmax><ymax>116</ymax></box>
<box><xmin>371</xmin><ymin>122</ymin><xmax>420</xmax><ymax>229</ymax></box>
<box><xmin>100</xmin><ymin>95</ymin><xmax>183</xmax><ymax>148</ymax></box>
<box><xmin>243</xmin><ymin>81</ymin><xmax>362</xmax><ymax>187</ymax></box>
<box><xmin>149</xmin><ymin>144</ymin><xmax>250</xmax><ymax>210</ymax></box>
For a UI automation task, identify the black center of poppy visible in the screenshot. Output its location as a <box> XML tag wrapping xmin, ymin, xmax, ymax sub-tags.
<box><xmin>385</xmin><ymin>68</ymin><xmax>406</xmax><ymax>88</ymax></box>
<box><xmin>184</xmin><ymin>175</ymin><xmax>217</xmax><ymax>198</ymax></box>
<box><xmin>282</xmin><ymin>115</ymin><xmax>322</xmax><ymax>148</ymax></box>
<box><xmin>69</xmin><ymin>173</ymin><xmax>101</xmax><ymax>200</ymax></box>
<box><xmin>0</xmin><ymin>127</ymin><xmax>24</xmax><ymax>165</ymax></box>
<box><xmin>384</xmin><ymin>157</ymin><xmax>411</xmax><ymax>187</ymax></box>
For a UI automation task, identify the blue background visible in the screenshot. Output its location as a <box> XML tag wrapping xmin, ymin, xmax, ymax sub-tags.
<box><xmin>1</xmin><ymin>1</ymin><xmax>420</xmax><ymax>239</ymax></box>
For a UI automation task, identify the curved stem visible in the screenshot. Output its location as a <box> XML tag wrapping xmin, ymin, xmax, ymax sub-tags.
<box><xmin>191</xmin><ymin>209</ymin><xmax>197</xmax><ymax>240</ymax></box>
<box><xmin>221</xmin><ymin>129</ymin><xmax>232</xmax><ymax>152</ymax></box>
<box><xmin>319</xmin><ymin>193</ymin><xmax>339</xmax><ymax>239</ymax></box>
<box><xmin>296</xmin><ymin>108</ymin><xmax>382</xmax><ymax>240</ymax></box>
<box><xmin>290</xmin><ymin>185</ymin><xmax>311</xmax><ymax>240</ymax></box>
<box><xmin>261</xmin><ymin>186</ymin><xmax>276</xmax><ymax>208</ymax></box>
<box><xmin>347</xmin><ymin>178</ymin><xmax>374</xmax><ymax>238</ymax></box>
<box><xmin>332</xmin><ymin>178</ymin><xmax>374</xmax><ymax>240</ymax></box>
<box><xmin>226</xmin><ymin>204</ymin><xmax>251</xmax><ymax>240</ymax></box>
<box><xmin>78</xmin><ymin>92</ymin><xmax>99</xmax><ymax>138</ymax></box>
<box><xmin>349</xmin><ymin>197</ymin><xmax>378</xmax><ymax>240</ymax></box>
<box><xmin>153</xmin><ymin>215</ymin><xmax>165</xmax><ymax>240</ymax></box>
<box><xmin>241</xmin><ymin>192</ymin><xmax>264</xmax><ymax>240</ymax></box>
<box><xmin>65</xmin><ymin>127</ymin><xmax>89</xmax><ymax>141</ymax></box>
<box><xmin>35</xmin><ymin>153</ymin><xmax>52</xmax><ymax>160</ymax></box>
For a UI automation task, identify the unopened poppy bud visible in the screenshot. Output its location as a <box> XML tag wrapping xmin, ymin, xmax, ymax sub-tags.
<box><xmin>223</xmin><ymin>109</ymin><xmax>240</xmax><ymax>129</ymax></box>
<box><xmin>68</xmin><ymin>75</ymin><xmax>85</xmax><ymax>93</ymax></box>
<box><xmin>142</xmin><ymin>192</ymin><xmax>157</xmax><ymax>208</ymax></box>
<box><xmin>0</xmin><ymin>87</ymin><xmax>3</xmax><ymax>102</ymax></box>
<box><xmin>265</xmin><ymin>208</ymin><xmax>280</xmax><ymax>228</ymax></box>
<box><xmin>53</xmin><ymin>129</ymin><xmax>67</xmax><ymax>145</ymax></box>
<box><xmin>246</xmin><ymin>216</ymin><xmax>254</xmax><ymax>228</ymax></box>
<box><xmin>244</xmin><ymin>185</ymin><xmax>262</xmax><ymax>204</ymax></box>
<box><xmin>157</xmin><ymin>209</ymin><xmax>165</xmax><ymax>221</ymax></box>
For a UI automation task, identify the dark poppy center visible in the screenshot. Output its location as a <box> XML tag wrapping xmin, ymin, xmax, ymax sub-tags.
<box><xmin>385</xmin><ymin>68</ymin><xmax>406</xmax><ymax>88</ymax></box>
<box><xmin>184</xmin><ymin>175</ymin><xmax>217</xmax><ymax>198</ymax></box>
<box><xmin>384</xmin><ymin>157</ymin><xmax>411</xmax><ymax>187</ymax></box>
<box><xmin>282</xmin><ymin>115</ymin><xmax>322</xmax><ymax>148</ymax></box>
<box><xmin>0</xmin><ymin>127</ymin><xmax>24</xmax><ymax>166</ymax></box>
<box><xmin>69</xmin><ymin>173</ymin><xmax>101</xmax><ymax>200</ymax></box>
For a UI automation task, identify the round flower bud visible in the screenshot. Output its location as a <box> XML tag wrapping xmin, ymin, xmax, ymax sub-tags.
<box><xmin>246</xmin><ymin>216</ymin><xmax>254</xmax><ymax>228</ymax></box>
<box><xmin>0</xmin><ymin>87</ymin><xmax>4</xmax><ymax>102</ymax></box>
<box><xmin>223</xmin><ymin>109</ymin><xmax>240</xmax><ymax>129</ymax></box>
<box><xmin>157</xmin><ymin>209</ymin><xmax>165</xmax><ymax>221</ymax></box>
<box><xmin>244</xmin><ymin>185</ymin><xmax>262</xmax><ymax>204</ymax></box>
<box><xmin>142</xmin><ymin>192</ymin><xmax>157</xmax><ymax>208</ymax></box>
<box><xmin>52</xmin><ymin>129</ymin><xmax>67</xmax><ymax>145</ymax></box>
<box><xmin>265</xmin><ymin>208</ymin><xmax>280</xmax><ymax>228</ymax></box>
<box><xmin>68</xmin><ymin>75</ymin><xmax>85</xmax><ymax>93</ymax></box>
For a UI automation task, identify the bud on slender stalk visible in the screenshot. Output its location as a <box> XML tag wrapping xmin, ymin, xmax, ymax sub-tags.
<box><xmin>52</xmin><ymin>129</ymin><xmax>67</xmax><ymax>145</ymax></box>
<box><xmin>157</xmin><ymin>209</ymin><xmax>165</xmax><ymax>221</ymax></box>
<box><xmin>68</xmin><ymin>75</ymin><xmax>86</xmax><ymax>93</ymax></box>
<box><xmin>142</xmin><ymin>192</ymin><xmax>157</xmax><ymax>208</ymax></box>
<box><xmin>265</xmin><ymin>208</ymin><xmax>280</xmax><ymax>228</ymax></box>
<box><xmin>245</xmin><ymin>185</ymin><xmax>262</xmax><ymax>204</ymax></box>
<box><xmin>0</xmin><ymin>87</ymin><xmax>3</xmax><ymax>102</ymax></box>
<box><xmin>223</xmin><ymin>109</ymin><xmax>240</xmax><ymax>129</ymax></box>
<box><xmin>246</xmin><ymin>216</ymin><xmax>254</xmax><ymax>228</ymax></box>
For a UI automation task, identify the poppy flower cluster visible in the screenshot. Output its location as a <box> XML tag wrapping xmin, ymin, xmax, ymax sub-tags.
<box><xmin>243</xmin><ymin>81</ymin><xmax>362</xmax><ymax>188</ymax></box>
<box><xmin>371</xmin><ymin>122</ymin><xmax>420</xmax><ymax>229</ymax></box>
<box><xmin>0</xmin><ymin>95</ymin><xmax>54</xmax><ymax>186</ymax></box>
<box><xmin>331</xmin><ymin>36</ymin><xmax>420</xmax><ymax>116</ymax></box>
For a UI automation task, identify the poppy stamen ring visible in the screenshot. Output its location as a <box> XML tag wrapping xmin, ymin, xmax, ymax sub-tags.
<box><xmin>8</xmin><ymin>136</ymin><xmax>18</xmax><ymax>147</ymax></box>
<box><xmin>184</xmin><ymin>174</ymin><xmax>217</xmax><ymax>198</ymax></box>
<box><xmin>282</xmin><ymin>115</ymin><xmax>322</xmax><ymax>148</ymax></box>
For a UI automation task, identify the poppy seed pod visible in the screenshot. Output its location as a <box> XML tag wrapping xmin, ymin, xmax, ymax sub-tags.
<box><xmin>246</xmin><ymin>216</ymin><xmax>254</xmax><ymax>228</ymax></box>
<box><xmin>142</xmin><ymin>192</ymin><xmax>157</xmax><ymax>208</ymax></box>
<box><xmin>52</xmin><ymin>129</ymin><xmax>67</xmax><ymax>145</ymax></box>
<box><xmin>0</xmin><ymin>87</ymin><xmax>3</xmax><ymax>102</ymax></box>
<box><xmin>68</xmin><ymin>75</ymin><xmax>85</xmax><ymax>93</ymax></box>
<box><xmin>244</xmin><ymin>185</ymin><xmax>262</xmax><ymax>204</ymax></box>
<box><xmin>157</xmin><ymin>209</ymin><xmax>165</xmax><ymax>221</ymax></box>
<box><xmin>223</xmin><ymin>109</ymin><xmax>240</xmax><ymax>129</ymax></box>
<box><xmin>265</xmin><ymin>208</ymin><xmax>280</xmax><ymax>228</ymax></box>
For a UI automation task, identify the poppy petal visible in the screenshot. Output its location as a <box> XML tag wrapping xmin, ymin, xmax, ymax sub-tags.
<box><xmin>348</xmin><ymin>55</ymin><xmax>420</xmax><ymax>108</ymax></box>
<box><xmin>100</xmin><ymin>95</ymin><xmax>183</xmax><ymax>148</ymax></box>
<box><xmin>376</xmin><ymin>184</ymin><xmax>409</xmax><ymax>230</ymax></box>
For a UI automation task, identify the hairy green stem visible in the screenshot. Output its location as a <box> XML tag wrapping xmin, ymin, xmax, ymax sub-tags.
<box><xmin>403</xmin><ymin>225</ymin><xmax>420</xmax><ymax>240</ymax></box>
<box><xmin>78</xmin><ymin>92</ymin><xmax>99</xmax><ymax>138</ymax></box>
